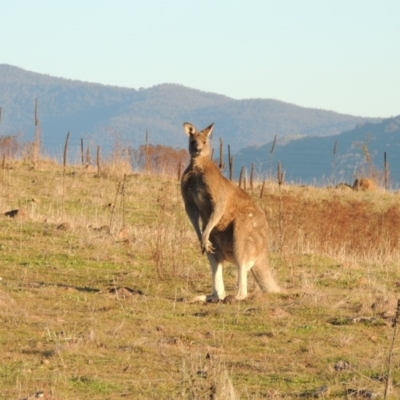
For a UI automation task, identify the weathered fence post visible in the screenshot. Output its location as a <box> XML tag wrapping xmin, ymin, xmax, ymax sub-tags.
<box><xmin>250</xmin><ymin>163</ymin><xmax>255</xmax><ymax>193</ymax></box>
<box><xmin>277</xmin><ymin>162</ymin><xmax>284</xmax><ymax>186</ymax></box>
<box><xmin>145</xmin><ymin>129</ymin><xmax>149</xmax><ymax>174</ymax></box>
<box><xmin>269</xmin><ymin>134</ymin><xmax>277</xmax><ymax>178</ymax></box>
<box><xmin>219</xmin><ymin>137</ymin><xmax>225</xmax><ymax>172</ymax></box>
<box><xmin>61</xmin><ymin>131</ymin><xmax>70</xmax><ymax>219</ymax></box>
<box><xmin>239</xmin><ymin>166</ymin><xmax>245</xmax><ymax>189</ymax></box>
<box><xmin>97</xmin><ymin>146</ymin><xmax>101</xmax><ymax>175</ymax></box>
<box><xmin>331</xmin><ymin>140</ymin><xmax>337</xmax><ymax>183</ymax></box>
<box><xmin>33</xmin><ymin>99</ymin><xmax>41</xmax><ymax>166</ymax></box>
<box><xmin>86</xmin><ymin>146</ymin><xmax>91</xmax><ymax>167</ymax></box>
<box><xmin>63</xmin><ymin>131</ymin><xmax>70</xmax><ymax>169</ymax></box>
<box><xmin>228</xmin><ymin>144</ymin><xmax>233</xmax><ymax>181</ymax></box>
<box><xmin>80</xmin><ymin>138</ymin><xmax>84</xmax><ymax>166</ymax></box>
<box><xmin>260</xmin><ymin>180</ymin><xmax>266</xmax><ymax>199</ymax></box>
<box><xmin>384</xmin><ymin>152</ymin><xmax>389</xmax><ymax>190</ymax></box>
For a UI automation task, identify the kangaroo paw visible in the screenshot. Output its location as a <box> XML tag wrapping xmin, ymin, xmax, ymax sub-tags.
<box><xmin>201</xmin><ymin>239</ymin><xmax>215</xmax><ymax>254</ymax></box>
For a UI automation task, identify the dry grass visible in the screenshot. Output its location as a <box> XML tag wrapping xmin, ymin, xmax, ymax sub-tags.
<box><xmin>1</xmin><ymin>161</ymin><xmax>400</xmax><ymax>399</ymax></box>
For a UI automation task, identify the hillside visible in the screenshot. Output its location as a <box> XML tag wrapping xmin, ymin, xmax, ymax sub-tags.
<box><xmin>1</xmin><ymin>162</ymin><xmax>400</xmax><ymax>398</ymax></box>
<box><xmin>234</xmin><ymin>116</ymin><xmax>400</xmax><ymax>187</ymax></box>
<box><xmin>0</xmin><ymin>64</ymin><xmax>378</xmax><ymax>159</ymax></box>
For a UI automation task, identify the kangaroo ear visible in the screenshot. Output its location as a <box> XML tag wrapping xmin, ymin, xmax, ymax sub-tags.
<box><xmin>183</xmin><ymin>123</ymin><xmax>196</xmax><ymax>136</ymax></box>
<box><xmin>203</xmin><ymin>123</ymin><xmax>214</xmax><ymax>138</ymax></box>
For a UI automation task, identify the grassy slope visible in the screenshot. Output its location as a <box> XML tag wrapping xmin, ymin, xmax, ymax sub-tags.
<box><xmin>1</xmin><ymin>162</ymin><xmax>400</xmax><ymax>399</ymax></box>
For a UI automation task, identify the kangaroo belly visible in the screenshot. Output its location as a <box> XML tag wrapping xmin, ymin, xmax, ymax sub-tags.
<box><xmin>212</xmin><ymin>207</ymin><xmax>268</xmax><ymax>262</ymax></box>
<box><xmin>211</xmin><ymin>235</ymin><xmax>235</xmax><ymax>263</ymax></box>
<box><xmin>210</xmin><ymin>221</ymin><xmax>235</xmax><ymax>260</ymax></box>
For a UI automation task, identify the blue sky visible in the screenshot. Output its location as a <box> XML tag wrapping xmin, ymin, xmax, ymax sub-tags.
<box><xmin>2</xmin><ymin>0</ymin><xmax>399</xmax><ymax>118</ymax></box>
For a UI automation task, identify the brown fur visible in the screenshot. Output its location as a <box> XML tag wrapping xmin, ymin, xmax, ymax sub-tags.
<box><xmin>180</xmin><ymin>122</ymin><xmax>280</xmax><ymax>301</ymax></box>
<box><xmin>353</xmin><ymin>178</ymin><xmax>377</xmax><ymax>191</ymax></box>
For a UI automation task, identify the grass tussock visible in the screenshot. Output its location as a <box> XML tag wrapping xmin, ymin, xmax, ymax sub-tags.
<box><xmin>1</xmin><ymin>162</ymin><xmax>400</xmax><ymax>399</ymax></box>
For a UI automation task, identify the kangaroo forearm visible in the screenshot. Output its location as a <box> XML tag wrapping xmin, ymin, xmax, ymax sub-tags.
<box><xmin>202</xmin><ymin>204</ymin><xmax>225</xmax><ymax>240</ymax></box>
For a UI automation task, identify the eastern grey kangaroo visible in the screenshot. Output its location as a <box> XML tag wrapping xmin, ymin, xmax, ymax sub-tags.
<box><xmin>181</xmin><ymin>122</ymin><xmax>280</xmax><ymax>302</ymax></box>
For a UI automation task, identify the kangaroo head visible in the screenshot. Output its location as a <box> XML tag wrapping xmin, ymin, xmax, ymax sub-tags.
<box><xmin>183</xmin><ymin>122</ymin><xmax>214</xmax><ymax>159</ymax></box>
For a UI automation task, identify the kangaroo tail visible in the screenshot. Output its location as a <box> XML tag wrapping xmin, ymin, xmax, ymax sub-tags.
<box><xmin>251</xmin><ymin>258</ymin><xmax>280</xmax><ymax>293</ymax></box>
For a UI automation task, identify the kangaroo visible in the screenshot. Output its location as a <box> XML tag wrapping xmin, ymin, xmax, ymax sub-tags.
<box><xmin>181</xmin><ymin>122</ymin><xmax>280</xmax><ymax>302</ymax></box>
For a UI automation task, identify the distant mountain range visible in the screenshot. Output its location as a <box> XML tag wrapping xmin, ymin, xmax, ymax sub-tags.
<box><xmin>234</xmin><ymin>116</ymin><xmax>400</xmax><ymax>188</ymax></box>
<box><xmin>1</xmin><ymin>64</ymin><xmax>399</xmax><ymax>186</ymax></box>
<box><xmin>0</xmin><ymin>64</ymin><xmax>378</xmax><ymax>159</ymax></box>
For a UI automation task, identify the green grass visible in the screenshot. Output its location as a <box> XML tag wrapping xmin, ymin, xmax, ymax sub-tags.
<box><xmin>1</xmin><ymin>162</ymin><xmax>400</xmax><ymax>398</ymax></box>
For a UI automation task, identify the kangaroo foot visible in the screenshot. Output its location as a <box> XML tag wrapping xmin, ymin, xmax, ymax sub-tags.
<box><xmin>188</xmin><ymin>293</ymin><xmax>227</xmax><ymax>303</ymax></box>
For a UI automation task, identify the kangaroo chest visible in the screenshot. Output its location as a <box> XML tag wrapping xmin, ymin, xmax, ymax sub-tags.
<box><xmin>182</xmin><ymin>160</ymin><xmax>235</xmax><ymax>228</ymax></box>
<box><xmin>187</xmin><ymin>173</ymin><xmax>212</xmax><ymax>209</ymax></box>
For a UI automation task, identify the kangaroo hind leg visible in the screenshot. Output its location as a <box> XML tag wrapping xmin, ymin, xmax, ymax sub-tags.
<box><xmin>190</xmin><ymin>252</ymin><xmax>226</xmax><ymax>303</ymax></box>
<box><xmin>235</xmin><ymin>260</ymin><xmax>255</xmax><ymax>300</ymax></box>
<box><xmin>207</xmin><ymin>252</ymin><xmax>226</xmax><ymax>301</ymax></box>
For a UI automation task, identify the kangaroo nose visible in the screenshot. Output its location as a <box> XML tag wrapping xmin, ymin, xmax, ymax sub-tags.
<box><xmin>193</xmin><ymin>141</ymin><xmax>203</xmax><ymax>153</ymax></box>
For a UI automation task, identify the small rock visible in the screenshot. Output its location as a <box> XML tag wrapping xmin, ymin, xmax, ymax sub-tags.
<box><xmin>99</xmin><ymin>225</ymin><xmax>111</xmax><ymax>233</ymax></box>
<box><xmin>4</xmin><ymin>209</ymin><xmax>30</xmax><ymax>220</ymax></box>
<box><xmin>205</xmin><ymin>352</ymin><xmax>216</xmax><ymax>360</ymax></box>
<box><xmin>26</xmin><ymin>391</ymin><xmax>58</xmax><ymax>400</ymax></box>
<box><xmin>299</xmin><ymin>385</ymin><xmax>330</xmax><ymax>398</ymax></box>
<box><xmin>371</xmin><ymin>296</ymin><xmax>397</xmax><ymax>318</ymax></box>
<box><xmin>108</xmin><ymin>287</ymin><xmax>143</xmax><ymax>297</ymax></box>
<box><xmin>4</xmin><ymin>209</ymin><xmax>19</xmax><ymax>218</ymax></box>
<box><xmin>160</xmin><ymin>336</ymin><xmax>180</xmax><ymax>345</ymax></box>
<box><xmin>346</xmin><ymin>388</ymin><xmax>378</xmax><ymax>399</ymax></box>
<box><xmin>334</xmin><ymin>360</ymin><xmax>350</xmax><ymax>371</ymax></box>
<box><xmin>196</xmin><ymin>369</ymin><xmax>208</xmax><ymax>378</ymax></box>
<box><xmin>314</xmin><ymin>386</ymin><xmax>330</xmax><ymax>398</ymax></box>
<box><xmin>57</xmin><ymin>222</ymin><xmax>70</xmax><ymax>231</ymax></box>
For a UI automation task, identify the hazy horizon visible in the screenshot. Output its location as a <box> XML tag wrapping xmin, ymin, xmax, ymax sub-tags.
<box><xmin>2</xmin><ymin>1</ymin><xmax>399</xmax><ymax>119</ymax></box>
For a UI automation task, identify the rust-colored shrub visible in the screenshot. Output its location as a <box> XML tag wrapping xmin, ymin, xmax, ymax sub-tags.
<box><xmin>135</xmin><ymin>144</ymin><xmax>188</xmax><ymax>175</ymax></box>
<box><xmin>0</xmin><ymin>135</ymin><xmax>19</xmax><ymax>158</ymax></box>
<box><xmin>263</xmin><ymin>188</ymin><xmax>400</xmax><ymax>261</ymax></box>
